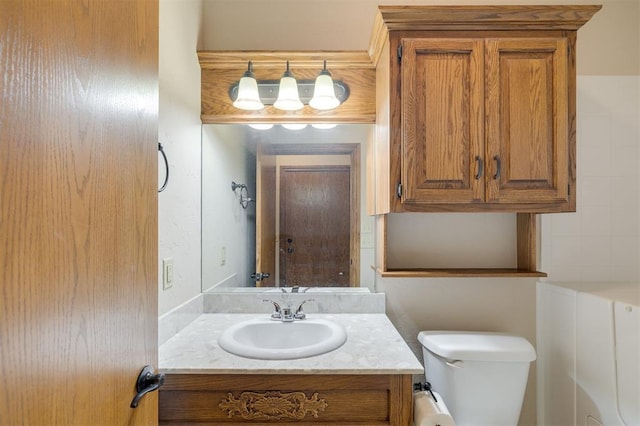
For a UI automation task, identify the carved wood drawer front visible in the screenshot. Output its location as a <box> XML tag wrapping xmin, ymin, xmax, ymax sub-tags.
<box><xmin>159</xmin><ymin>374</ymin><xmax>413</xmax><ymax>425</ymax></box>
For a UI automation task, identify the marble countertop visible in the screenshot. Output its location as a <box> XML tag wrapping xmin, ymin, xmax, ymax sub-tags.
<box><xmin>159</xmin><ymin>313</ymin><xmax>424</xmax><ymax>375</ymax></box>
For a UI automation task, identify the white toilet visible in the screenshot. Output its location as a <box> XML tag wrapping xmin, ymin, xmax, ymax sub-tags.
<box><xmin>417</xmin><ymin>331</ymin><xmax>536</xmax><ymax>426</ymax></box>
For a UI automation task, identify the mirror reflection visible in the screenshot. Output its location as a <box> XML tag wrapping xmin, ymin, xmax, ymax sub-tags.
<box><xmin>201</xmin><ymin>124</ymin><xmax>375</xmax><ymax>293</ymax></box>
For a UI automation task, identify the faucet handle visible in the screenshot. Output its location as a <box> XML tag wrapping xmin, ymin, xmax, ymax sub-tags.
<box><xmin>262</xmin><ymin>299</ymin><xmax>282</xmax><ymax>320</ymax></box>
<box><xmin>294</xmin><ymin>299</ymin><xmax>315</xmax><ymax>320</ymax></box>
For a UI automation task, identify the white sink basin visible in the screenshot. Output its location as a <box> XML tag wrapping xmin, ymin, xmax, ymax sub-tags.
<box><xmin>217</xmin><ymin>318</ymin><xmax>347</xmax><ymax>360</ymax></box>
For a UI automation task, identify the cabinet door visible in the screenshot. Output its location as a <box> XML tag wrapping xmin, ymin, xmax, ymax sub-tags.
<box><xmin>485</xmin><ymin>38</ymin><xmax>569</xmax><ymax>205</ymax></box>
<box><xmin>401</xmin><ymin>38</ymin><xmax>484</xmax><ymax>205</ymax></box>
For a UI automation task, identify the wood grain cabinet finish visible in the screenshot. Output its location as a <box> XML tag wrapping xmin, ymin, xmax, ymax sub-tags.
<box><xmin>159</xmin><ymin>374</ymin><xmax>414</xmax><ymax>425</ymax></box>
<box><xmin>371</xmin><ymin>5</ymin><xmax>601</xmax><ymax>213</ymax></box>
<box><xmin>402</xmin><ymin>37</ymin><xmax>569</xmax><ymax>208</ymax></box>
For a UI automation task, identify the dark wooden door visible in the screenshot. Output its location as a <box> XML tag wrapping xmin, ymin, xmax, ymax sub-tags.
<box><xmin>0</xmin><ymin>1</ymin><xmax>159</xmax><ymax>424</ymax></box>
<box><xmin>279</xmin><ymin>167</ymin><xmax>350</xmax><ymax>287</ymax></box>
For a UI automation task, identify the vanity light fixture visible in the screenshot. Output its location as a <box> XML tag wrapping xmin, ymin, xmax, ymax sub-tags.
<box><xmin>311</xmin><ymin>123</ymin><xmax>337</xmax><ymax>130</ymax></box>
<box><xmin>281</xmin><ymin>123</ymin><xmax>308</xmax><ymax>130</ymax></box>
<box><xmin>248</xmin><ymin>123</ymin><xmax>274</xmax><ymax>130</ymax></box>
<box><xmin>232</xmin><ymin>61</ymin><xmax>264</xmax><ymax>111</ymax></box>
<box><xmin>229</xmin><ymin>61</ymin><xmax>350</xmax><ymax>111</ymax></box>
<box><xmin>309</xmin><ymin>61</ymin><xmax>340</xmax><ymax>110</ymax></box>
<box><xmin>273</xmin><ymin>61</ymin><xmax>304</xmax><ymax>111</ymax></box>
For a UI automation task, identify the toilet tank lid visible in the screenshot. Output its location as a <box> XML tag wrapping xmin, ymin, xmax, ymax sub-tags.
<box><xmin>417</xmin><ymin>331</ymin><xmax>536</xmax><ymax>362</ymax></box>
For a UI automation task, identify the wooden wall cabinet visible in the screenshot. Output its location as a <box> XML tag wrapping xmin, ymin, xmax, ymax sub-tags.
<box><xmin>368</xmin><ymin>5</ymin><xmax>600</xmax><ymax>277</ymax></box>
<box><xmin>402</xmin><ymin>36</ymin><xmax>569</xmax><ymax>208</ymax></box>
<box><xmin>370</xmin><ymin>5</ymin><xmax>601</xmax><ymax>214</ymax></box>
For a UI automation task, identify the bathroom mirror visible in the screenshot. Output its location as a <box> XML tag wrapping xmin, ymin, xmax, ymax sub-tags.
<box><xmin>201</xmin><ymin>124</ymin><xmax>375</xmax><ymax>293</ymax></box>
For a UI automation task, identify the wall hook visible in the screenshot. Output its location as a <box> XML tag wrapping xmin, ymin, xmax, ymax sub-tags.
<box><xmin>231</xmin><ymin>181</ymin><xmax>254</xmax><ymax>209</ymax></box>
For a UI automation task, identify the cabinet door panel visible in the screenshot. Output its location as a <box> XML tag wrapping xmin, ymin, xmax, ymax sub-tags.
<box><xmin>401</xmin><ymin>38</ymin><xmax>484</xmax><ymax>204</ymax></box>
<box><xmin>486</xmin><ymin>38</ymin><xmax>569</xmax><ymax>204</ymax></box>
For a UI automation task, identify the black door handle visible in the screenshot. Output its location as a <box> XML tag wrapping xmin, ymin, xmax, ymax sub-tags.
<box><xmin>130</xmin><ymin>365</ymin><xmax>165</xmax><ymax>408</ymax></box>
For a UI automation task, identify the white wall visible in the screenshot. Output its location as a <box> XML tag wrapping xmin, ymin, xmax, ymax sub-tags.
<box><xmin>158</xmin><ymin>0</ymin><xmax>203</xmax><ymax>315</ymax></box>
<box><xmin>201</xmin><ymin>125</ymin><xmax>254</xmax><ymax>290</ymax></box>
<box><xmin>540</xmin><ymin>76</ymin><xmax>640</xmax><ymax>282</ymax></box>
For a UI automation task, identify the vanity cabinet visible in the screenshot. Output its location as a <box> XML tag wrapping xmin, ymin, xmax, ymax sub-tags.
<box><xmin>158</xmin><ymin>373</ymin><xmax>413</xmax><ymax>425</ymax></box>
<box><xmin>370</xmin><ymin>5</ymin><xmax>601</xmax><ymax>214</ymax></box>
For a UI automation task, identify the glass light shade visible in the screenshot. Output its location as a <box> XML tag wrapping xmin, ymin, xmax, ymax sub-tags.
<box><xmin>312</xmin><ymin>123</ymin><xmax>337</xmax><ymax>130</ymax></box>
<box><xmin>309</xmin><ymin>63</ymin><xmax>340</xmax><ymax>110</ymax></box>
<box><xmin>282</xmin><ymin>123</ymin><xmax>307</xmax><ymax>130</ymax></box>
<box><xmin>233</xmin><ymin>75</ymin><xmax>264</xmax><ymax>110</ymax></box>
<box><xmin>273</xmin><ymin>62</ymin><xmax>303</xmax><ymax>111</ymax></box>
<box><xmin>248</xmin><ymin>123</ymin><xmax>274</xmax><ymax>130</ymax></box>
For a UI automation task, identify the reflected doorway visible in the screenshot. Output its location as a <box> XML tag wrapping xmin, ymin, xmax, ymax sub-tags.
<box><xmin>255</xmin><ymin>143</ymin><xmax>360</xmax><ymax>288</ymax></box>
<box><xmin>280</xmin><ymin>166</ymin><xmax>350</xmax><ymax>287</ymax></box>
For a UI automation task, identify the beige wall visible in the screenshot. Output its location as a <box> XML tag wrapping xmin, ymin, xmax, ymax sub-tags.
<box><xmin>203</xmin><ymin>0</ymin><xmax>639</xmax><ymax>76</ymax></box>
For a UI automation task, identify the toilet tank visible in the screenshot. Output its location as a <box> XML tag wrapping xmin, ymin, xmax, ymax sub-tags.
<box><xmin>418</xmin><ymin>331</ymin><xmax>536</xmax><ymax>426</ymax></box>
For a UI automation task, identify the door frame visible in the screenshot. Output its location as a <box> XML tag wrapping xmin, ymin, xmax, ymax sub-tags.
<box><xmin>259</xmin><ymin>143</ymin><xmax>360</xmax><ymax>287</ymax></box>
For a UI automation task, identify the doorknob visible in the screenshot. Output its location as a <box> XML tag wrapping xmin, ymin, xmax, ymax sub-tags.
<box><xmin>130</xmin><ymin>365</ymin><xmax>165</xmax><ymax>408</ymax></box>
<box><xmin>251</xmin><ymin>272</ymin><xmax>271</xmax><ymax>281</ymax></box>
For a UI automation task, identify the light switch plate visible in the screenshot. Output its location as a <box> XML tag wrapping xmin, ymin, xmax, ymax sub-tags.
<box><xmin>163</xmin><ymin>258</ymin><xmax>174</xmax><ymax>290</ymax></box>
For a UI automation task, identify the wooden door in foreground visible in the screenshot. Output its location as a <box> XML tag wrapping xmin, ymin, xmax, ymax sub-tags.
<box><xmin>0</xmin><ymin>1</ymin><xmax>159</xmax><ymax>424</ymax></box>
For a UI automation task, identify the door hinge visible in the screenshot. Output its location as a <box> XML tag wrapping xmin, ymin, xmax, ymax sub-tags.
<box><xmin>568</xmin><ymin>184</ymin><xmax>571</xmax><ymax>195</ymax></box>
<box><xmin>397</xmin><ymin>44</ymin><xmax>402</xmax><ymax>62</ymax></box>
<box><xmin>396</xmin><ymin>183</ymin><xmax>402</xmax><ymax>198</ymax></box>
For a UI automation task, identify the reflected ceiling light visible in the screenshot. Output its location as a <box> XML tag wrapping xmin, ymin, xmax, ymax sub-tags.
<box><xmin>311</xmin><ymin>123</ymin><xmax>337</xmax><ymax>130</ymax></box>
<box><xmin>232</xmin><ymin>61</ymin><xmax>264</xmax><ymax>111</ymax></box>
<box><xmin>309</xmin><ymin>61</ymin><xmax>341</xmax><ymax>110</ymax></box>
<box><xmin>229</xmin><ymin>61</ymin><xmax>350</xmax><ymax>111</ymax></box>
<box><xmin>273</xmin><ymin>61</ymin><xmax>304</xmax><ymax>111</ymax></box>
<box><xmin>282</xmin><ymin>123</ymin><xmax>308</xmax><ymax>130</ymax></box>
<box><xmin>248</xmin><ymin>123</ymin><xmax>274</xmax><ymax>130</ymax></box>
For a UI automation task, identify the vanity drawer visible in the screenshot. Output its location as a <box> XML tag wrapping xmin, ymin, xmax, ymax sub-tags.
<box><xmin>159</xmin><ymin>373</ymin><xmax>413</xmax><ymax>425</ymax></box>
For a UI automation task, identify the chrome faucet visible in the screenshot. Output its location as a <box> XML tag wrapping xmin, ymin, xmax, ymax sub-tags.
<box><xmin>263</xmin><ymin>299</ymin><xmax>314</xmax><ymax>321</ymax></box>
<box><xmin>280</xmin><ymin>306</ymin><xmax>294</xmax><ymax>322</ymax></box>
